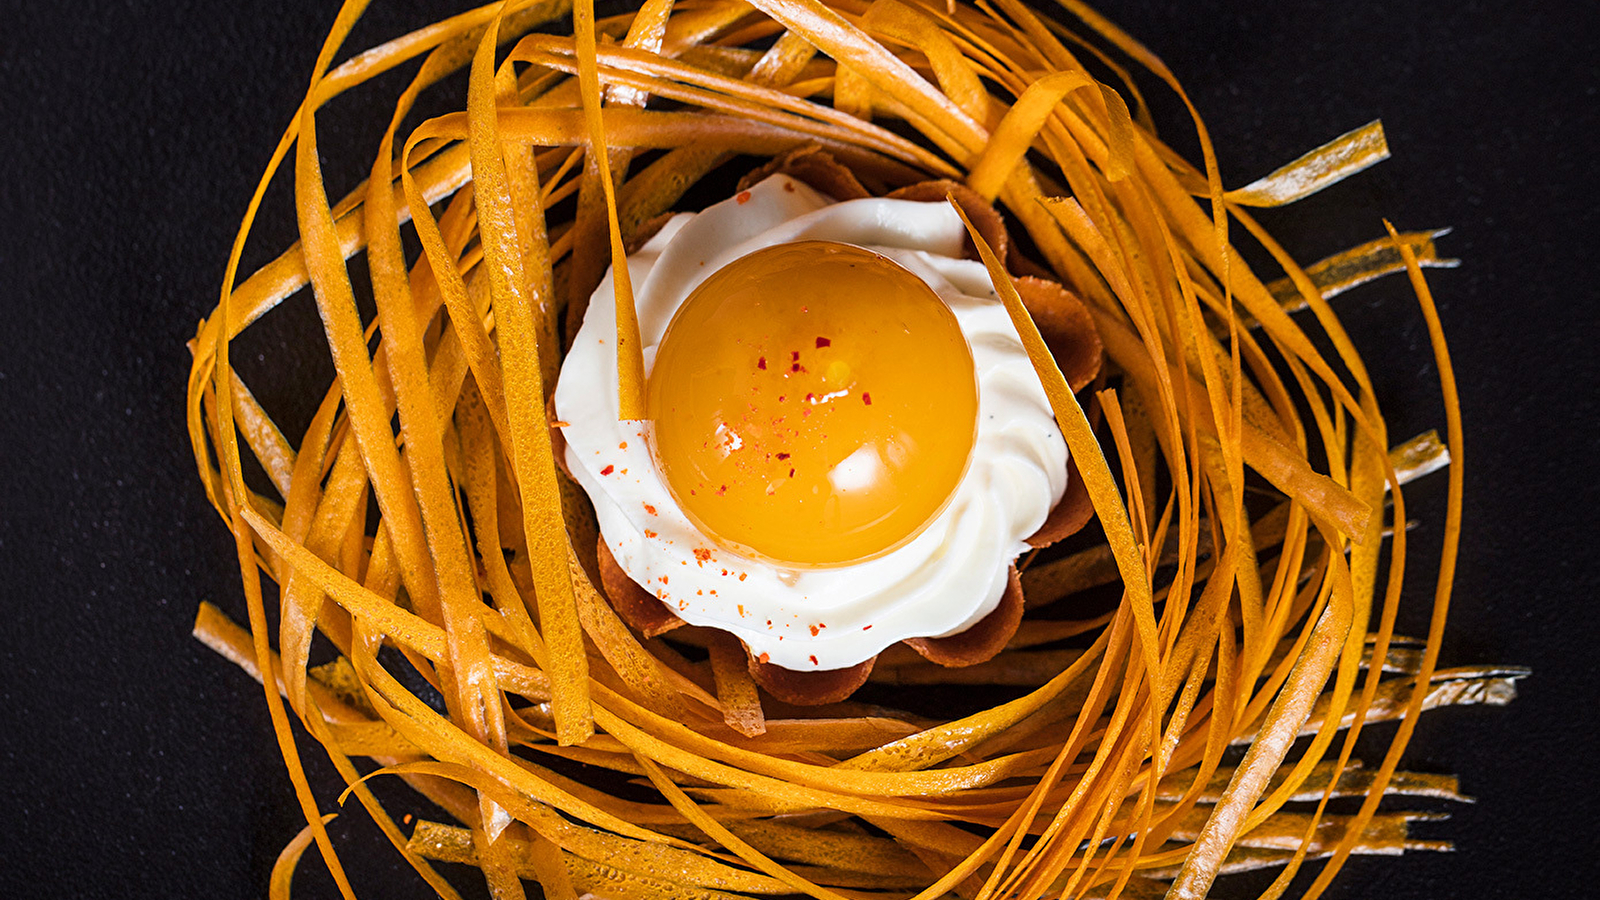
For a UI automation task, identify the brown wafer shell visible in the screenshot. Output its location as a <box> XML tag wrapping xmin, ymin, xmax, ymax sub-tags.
<box><xmin>903</xmin><ymin>565</ymin><xmax>1025</xmax><ymax>667</ymax></box>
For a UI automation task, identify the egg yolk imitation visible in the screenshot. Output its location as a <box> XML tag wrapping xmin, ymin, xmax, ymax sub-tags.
<box><xmin>647</xmin><ymin>241</ymin><xmax>979</xmax><ymax>567</ymax></box>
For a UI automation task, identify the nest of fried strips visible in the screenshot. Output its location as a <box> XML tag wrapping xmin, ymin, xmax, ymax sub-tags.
<box><xmin>186</xmin><ymin>2</ymin><xmax>1511</xmax><ymax>899</ymax></box>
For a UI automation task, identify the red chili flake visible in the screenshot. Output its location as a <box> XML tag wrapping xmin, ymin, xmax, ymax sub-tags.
<box><xmin>693</xmin><ymin>547</ymin><xmax>712</xmax><ymax>562</ymax></box>
<box><xmin>709</xmin><ymin>590</ymin><xmax>717</xmax><ymax>596</ymax></box>
<box><xmin>678</xmin><ymin>600</ymin><xmax>687</xmax><ymax>609</ymax></box>
<box><xmin>790</xmin><ymin>351</ymin><xmax>800</xmax><ymax>362</ymax></box>
<box><xmin>697</xmin><ymin>590</ymin><xmax>703</xmax><ymax>595</ymax></box>
<box><xmin>805</xmin><ymin>392</ymin><xmax>815</xmax><ymax>402</ymax></box>
<box><xmin>721</xmin><ymin>568</ymin><xmax>728</xmax><ymax>576</ymax></box>
<box><xmin>775</xmin><ymin>452</ymin><xmax>790</xmax><ymax>460</ymax></box>
<box><xmin>757</xmin><ymin>652</ymin><xmax>770</xmax><ymax>664</ymax></box>
<box><xmin>766</xmin><ymin>619</ymin><xmax>772</xmax><ymax>626</ymax></box>
<box><xmin>737</xmin><ymin>604</ymin><xmax>745</xmax><ymax>616</ymax></box>
<box><xmin>788</xmin><ymin>468</ymin><xmax>795</xmax><ymax>477</ymax></box>
<box><xmin>862</xmin><ymin>392</ymin><xmax>873</xmax><ymax>405</ymax></box>
<box><xmin>757</xmin><ymin>356</ymin><xmax>767</xmax><ymax>370</ymax></box>
<box><xmin>643</xmin><ymin>503</ymin><xmax>657</xmax><ymax>515</ymax></box>
<box><xmin>619</xmin><ymin>441</ymin><xmax>628</xmax><ymax>449</ymax></box>
<box><xmin>791</xmin><ymin>363</ymin><xmax>806</xmax><ymax>374</ymax></box>
<box><xmin>863</xmin><ymin>624</ymin><xmax>873</xmax><ymax>630</ymax></box>
<box><xmin>808</xmin><ymin>624</ymin><xmax>819</xmax><ymax>637</ymax></box>
<box><xmin>736</xmin><ymin>190</ymin><xmax>752</xmax><ymax>204</ymax></box>
<box><xmin>716</xmin><ymin>484</ymin><xmax>728</xmax><ymax>496</ymax></box>
<box><xmin>783</xmin><ymin>181</ymin><xmax>795</xmax><ymax>193</ymax></box>
<box><xmin>600</xmin><ymin>465</ymin><xmax>614</xmax><ymax>475</ymax></box>
<box><xmin>808</xmin><ymin>655</ymin><xmax>818</xmax><ymax>666</ymax></box>
<box><xmin>738</xmin><ymin>573</ymin><xmax>747</xmax><ymax>581</ymax></box>
<box><xmin>659</xmin><ymin>575</ymin><xmax>669</xmax><ymax>584</ymax></box>
<box><xmin>644</xmin><ymin>529</ymin><xmax>657</xmax><ymax>538</ymax></box>
<box><xmin>815</xmin><ymin>336</ymin><xmax>831</xmax><ymax>348</ymax></box>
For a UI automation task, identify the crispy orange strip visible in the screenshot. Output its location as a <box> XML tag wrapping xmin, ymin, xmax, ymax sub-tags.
<box><xmin>269</xmin><ymin>814</ymin><xmax>339</xmax><ymax>900</ymax></box>
<box><xmin>709</xmin><ymin>632</ymin><xmax>768</xmax><ymax>737</ymax></box>
<box><xmin>1225</xmin><ymin>120</ymin><xmax>1390</xmax><ymax>207</ymax></box>
<box><xmin>467</xmin><ymin>5</ymin><xmax>594</xmax><ymax>746</ymax></box>
<box><xmin>1264</xmin><ymin>229</ymin><xmax>1456</xmax><ymax>310</ymax></box>
<box><xmin>966</xmin><ymin>70</ymin><xmax>1092</xmax><ymax>199</ymax></box>
<box><xmin>574</xmin><ymin>0</ymin><xmax>648</xmax><ymax>420</ymax></box>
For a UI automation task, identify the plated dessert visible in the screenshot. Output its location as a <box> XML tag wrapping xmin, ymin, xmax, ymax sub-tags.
<box><xmin>559</xmin><ymin>164</ymin><xmax>1100</xmax><ymax>703</ymax></box>
<box><xmin>186</xmin><ymin>1</ymin><xmax>1517</xmax><ymax>898</ymax></box>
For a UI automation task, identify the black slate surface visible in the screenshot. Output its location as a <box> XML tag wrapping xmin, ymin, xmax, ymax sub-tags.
<box><xmin>2</xmin><ymin>1</ymin><xmax>1597</xmax><ymax>898</ymax></box>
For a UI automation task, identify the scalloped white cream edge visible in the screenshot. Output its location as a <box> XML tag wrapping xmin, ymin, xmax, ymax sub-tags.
<box><xmin>553</xmin><ymin>174</ymin><xmax>1068</xmax><ymax>671</ymax></box>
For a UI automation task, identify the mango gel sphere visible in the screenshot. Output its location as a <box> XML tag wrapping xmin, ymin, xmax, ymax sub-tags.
<box><xmin>646</xmin><ymin>241</ymin><xmax>979</xmax><ymax>567</ymax></box>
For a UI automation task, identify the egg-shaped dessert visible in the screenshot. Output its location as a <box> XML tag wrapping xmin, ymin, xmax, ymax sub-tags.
<box><xmin>555</xmin><ymin>162</ymin><xmax>1102</xmax><ymax>702</ymax></box>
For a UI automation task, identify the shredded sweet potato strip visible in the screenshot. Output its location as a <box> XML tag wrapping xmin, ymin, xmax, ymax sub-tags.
<box><xmin>1263</xmin><ymin>229</ymin><xmax>1457</xmax><ymax>311</ymax></box>
<box><xmin>269</xmin><ymin>814</ymin><xmax>339</xmax><ymax>900</ymax></box>
<box><xmin>1225</xmin><ymin>120</ymin><xmax>1390</xmax><ymax>207</ymax></box>
<box><xmin>967</xmin><ymin>70</ymin><xmax>1092</xmax><ymax>199</ymax></box>
<box><xmin>573</xmin><ymin>0</ymin><xmax>648</xmax><ymax>419</ymax></box>
<box><xmin>467</xmin><ymin>6</ymin><xmax>595</xmax><ymax>746</ymax></box>
<box><xmin>709</xmin><ymin>632</ymin><xmax>769</xmax><ymax>737</ymax></box>
<box><xmin>187</xmin><ymin>2</ymin><xmax>1495</xmax><ymax>898</ymax></box>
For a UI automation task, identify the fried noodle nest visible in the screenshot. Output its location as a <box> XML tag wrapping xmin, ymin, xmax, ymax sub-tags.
<box><xmin>184</xmin><ymin>1</ymin><xmax>1515</xmax><ymax>898</ymax></box>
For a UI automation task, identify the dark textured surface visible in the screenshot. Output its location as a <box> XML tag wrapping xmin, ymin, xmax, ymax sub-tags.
<box><xmin>1</xmin><ymin>1</ymin><xmax>1596</xmax><ymax>898</ymax></box>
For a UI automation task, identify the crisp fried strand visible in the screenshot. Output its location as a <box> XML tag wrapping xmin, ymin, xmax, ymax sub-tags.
<box><xmin>269</xmin><ymin>814</ymin><xmax>338</xmax><ymax>900</ymax></box>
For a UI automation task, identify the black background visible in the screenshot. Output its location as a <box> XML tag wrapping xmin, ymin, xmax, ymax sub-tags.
<box><xmin>3</xmin><ymin>1</ymin><xmax>1597</xmax><ymax>898</ymax></box>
